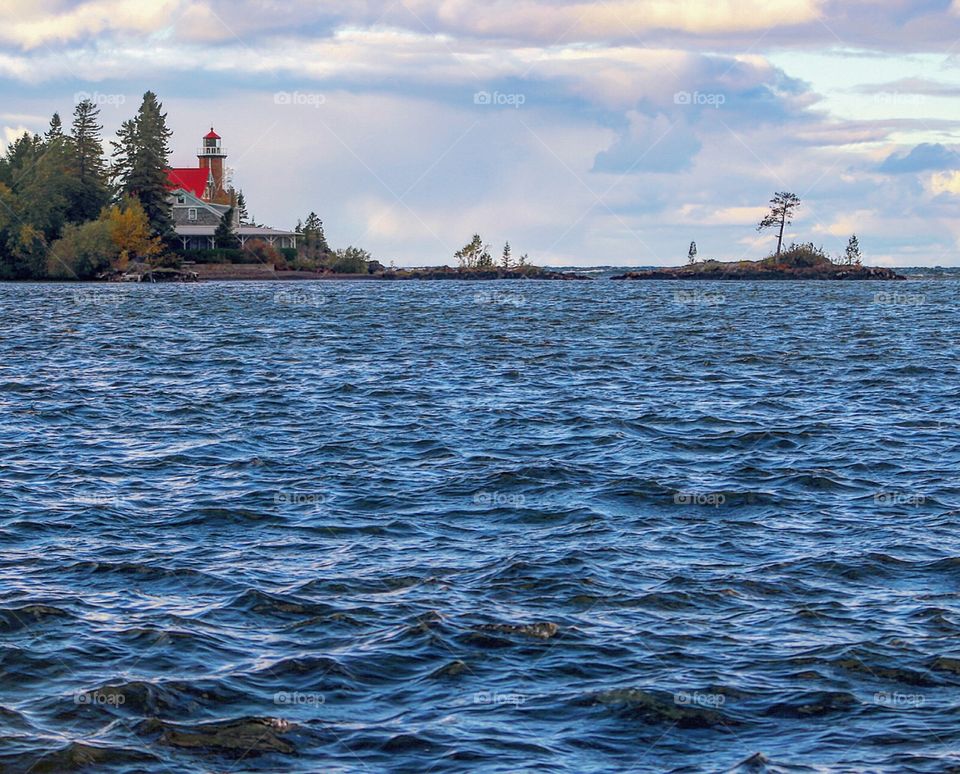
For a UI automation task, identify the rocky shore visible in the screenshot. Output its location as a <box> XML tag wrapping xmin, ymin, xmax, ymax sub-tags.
<box><xmin>613</xmin><ymin>263</ymin><xmax>906</xmax><ymax>281</ymax></box>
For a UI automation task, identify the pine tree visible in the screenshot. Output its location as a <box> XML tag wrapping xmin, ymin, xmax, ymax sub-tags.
<box><xmin>237</xmin><ymin>191</ymin><xmax>250</xmax><ymax>225</ymax></box>
<box><xmin>112</xmin><ymin>91</ymin><xmax>174</xmax><ymax>239</ymax></box>
<box><xmin>70</xmin><ymin>99</ymin><xmax>109</xmax><ymax>223</ymax></box>
<box><xmin>758</xmin><ymin>192</ymin><xmax>801</xmax><ymax>256</ymax></box>
<box><xmin>501</xmin><ymin>241</ymin><xmax>512</xmax><ymax>270</ymax></box>
<box><xmin>845</xmin><ymin>235</ymin><xmax>862</xmax><ymax>266</ymax></box>
<box><xmin>214</xmin><ymin>206</ymin><xmax>237</xmax><ymax>248</ymax></box>
<box><xmin>301</xmin><ymin>211</ymin><xmax>330</xmax><ymax>255</ymax></box>
<box><xmin>688</xmin><ymin>241</ymin><xmax>697</xmax><ymax>265</ymax></box>
<box><xmin>45</xmin><ymin>113</ymin><xmax>64</xmax><ymax>141</ymax></box>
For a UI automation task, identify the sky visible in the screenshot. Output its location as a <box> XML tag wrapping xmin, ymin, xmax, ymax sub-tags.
<box><xmin>2</xmin><ymin>1</ymin><xmax>960</xmax><ymax>267</ymax></box>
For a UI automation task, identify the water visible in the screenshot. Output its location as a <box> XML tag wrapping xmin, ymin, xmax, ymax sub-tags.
<box><xmin>1</xmin><ymin>279</ymin><xmax>959</xmax><ymax>773</ymax></box>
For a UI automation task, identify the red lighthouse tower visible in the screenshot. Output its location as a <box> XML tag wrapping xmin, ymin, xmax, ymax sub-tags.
<box><xmin>198</xmin><ymin>128</ymin><xmax>229</xmax><ymax>204</ymax></box>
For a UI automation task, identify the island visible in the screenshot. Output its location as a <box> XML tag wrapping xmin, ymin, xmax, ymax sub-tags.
<box><xmin>612</xmin><ymin>252</ymin><xmax>906</xmax><ymax>281</ymax></box>
<box><xmin>613</xmin><ymin>195</ymin><xmax>907</xmax><ymax>281</ymax></box>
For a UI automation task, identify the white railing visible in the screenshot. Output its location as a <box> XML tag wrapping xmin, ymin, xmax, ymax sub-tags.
<box><xmin>198</xmin><ymin>147</ymin><xmax>227</xmax><ymax>155</ymax></box>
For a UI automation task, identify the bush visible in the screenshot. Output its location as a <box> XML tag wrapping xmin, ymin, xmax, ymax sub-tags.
<box><xmin>776</xmin><ymin>242</ymin><xmax>833</xmax><ymax>269</ymax></box>
<box><xmin>47</xmin><ymin>220</ymin><xmax>118</xmax><ymax>279</ymax></box>
<box><xmin>330</xmin><ymin>246</ymin><xmax>371</xmax><ymax>274</ymax></box>
<box><xmin>241</xmin><ymin>239</ymin><xmax>286</xmax><ymax>269</ymax></box>
<box><xmin>174</xmin><ymin>248</ymin><xmax>244</xmax><ymax>264</ymax></box>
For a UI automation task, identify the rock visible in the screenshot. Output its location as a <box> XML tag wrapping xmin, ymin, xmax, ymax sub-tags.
<box><xmin>475</xmin><ymin>622</ymin><xmax>560</xmax><ymax>640</ymax></box>
<box><xmin>144</xmin><ymin>717</ymin><xmax>296</xmax><ymax>754</ymax></box>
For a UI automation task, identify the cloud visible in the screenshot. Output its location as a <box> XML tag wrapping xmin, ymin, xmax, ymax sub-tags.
<box><xmin>593</xmin><ymin>112</ymin><xmax>702</xmax><ymax>174</ymax></box>
<box><xmin>0</xmin><ymin>0</ymin><xmax>183</xmax><ymax>50</ymax></box>
<box><xmin>879</xmin><ymin>143</ymin><xmax>960</xmax><ymax>174</ymax></box>
<box><xmin>929</xmin><ymin>170</ymin><xmax>960</xmax><ymax>195</ymax></box>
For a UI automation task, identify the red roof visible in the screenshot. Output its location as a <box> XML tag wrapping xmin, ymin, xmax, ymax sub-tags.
<box><xmin>166</xmin><ymin>168</ymin><xmax>209</xmax><ymax>199</ymax></box>
<box><xmin>204</xmin><ymin>128</ymin><xmax>221</xmax><ymax>140</ymax></box>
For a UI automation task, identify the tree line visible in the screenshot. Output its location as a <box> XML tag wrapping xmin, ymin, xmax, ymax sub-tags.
<box><xmin>0</xmin><ymin>91</ymin><xmax>179</xmax><ymax>279</ymax></box>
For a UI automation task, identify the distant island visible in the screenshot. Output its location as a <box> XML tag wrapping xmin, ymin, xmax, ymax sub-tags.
<box><xmin>616</xmin><ymin>193</ymin><xmax>905</xmax><ymax>281</ymax></box>
<box><xmin>612</xmin><ymin>248</ymin><xmax>906</xmax><ymax>281</ymax></box>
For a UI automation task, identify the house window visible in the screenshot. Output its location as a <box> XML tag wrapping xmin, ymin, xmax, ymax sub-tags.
<box><xmin>188</xmin><ymin>208</ymin><xmax>198</xmax><ymax>221</ymax></box>
<box><xmin>177</xmin><ymin>194</ymin><xmax>185</xmax><ymax>204</ymax></box>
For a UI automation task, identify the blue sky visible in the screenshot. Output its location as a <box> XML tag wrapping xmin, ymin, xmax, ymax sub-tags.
<box><xmin>3</xmin><ymin>0</ymin><xmax>960</xmax><ymax>266</ymax></box>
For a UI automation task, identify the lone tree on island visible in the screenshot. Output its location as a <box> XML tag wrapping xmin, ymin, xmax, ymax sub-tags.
<box><xmin>687</xmin><ymin>241</ymin><xmax>697</xmax><ymax>265</ymax></box>
<box><xmin>845</xmin><ymin>235</ymin><xmax>862</xmax><ymax>266</ymax></box>
<box><xmin>757</xmin><ymin>192</ymin><xmax>801</xmax><ymax>257</ymax></box>
<box><xmin>501</xmin><ymin>242</ymin><xmax>512</xmax><ymax>270</ymax></box>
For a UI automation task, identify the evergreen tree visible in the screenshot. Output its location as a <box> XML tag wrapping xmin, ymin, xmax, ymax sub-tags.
<box><xmin>298</xmin><ymin>211</ymin><xmax>330</xmax><ymax>264</ymax></box>
<box><xmin>758</xmin><ymin>192</ymin><xmax>801</xmax><ymax>256</ymax></box>
<box><xmin>214</xmin><ymin>206</ymin><xmax>238</xmax><ymax>248</ymax></box>
<box><xmin>501</xmin><ymin>241</ymin><xmax>512</xmax><ymax>270</ymax></box>
<box><xmin>302</xmin><ymin>212</ymin><xmax>329</xmax><ymax>251</ymax></box>
<box><xmin>70</xmin><ymin>99</ymin><xmax>109</xmax><ymax>223</ymax></box>
<box><xmin>112</xmin><ymin>91</ymin><xmax>174</xmax><ymax>239</ymax></box>
<box><xmin>845</xmin><ymin>235</ymin><xmax>862</xmax><ymax>266</ymax></box>
<box><xmin>45</xmin><ymin>113</ymin><xmax>64</xmax><ymax>141</ymax></box>
<box><xmin>688</xmin><ymin>241</ymin><xmax>698</xmax><ymax>265</ymax></box>
<box><xmin>237</xmin><ymin>191</ymin><xmax>250</xmax><ymax>225</ymax></box>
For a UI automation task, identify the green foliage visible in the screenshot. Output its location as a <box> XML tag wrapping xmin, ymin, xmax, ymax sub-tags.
<box><xmin>772</xmin><ymin>242</ymin><xmax>832</xmax><ymax>268</ymax></box>
<box><xmin>501</xmin><ymin>241</ymin><xmax>512</xmax><ymax>270</ymax></box>
<box><xmin>111</xmin><ymin>91</ymin><xmax>174</xmax><ymax>238</ymax></box>
<box><xmin>3</xmin><ymin>225</ymin><xmax>49</xmax><ymax>280</ymax></box>
<box><xmin>175</xmin><ymin>248</ymin><xmax>244</xmax><ymax>264</ymax></box>
<box><xmin>688</xmin><ymin>241</ymin><xmax>697</xmax><ymax>264</ymax></box>
<box><xmin>214</xmin><ymin>206</ymin><xmax>237</xmax><ymax>248</ymax></box>
<box><xmin>70</xmin><ymin>98</ymin><xmax>110</xmax><ymax>222</ymax></box>
<box><xmin>845</xmin><ymin>235</ymin><xmax>862</xmax><ymax>266</ymax></box>
<box><xmin>455</xmin><ymin>234</ymin><xmax>492</xmax><ymax>270</ymax></box>
<box><xmin>757</xmin><ymin>192</ymin><xmax>801</xmax><ymax>256</ymax></box>
<box><xmin>297</xmin><ymin>211</ymin><xmax>331</xmax><ymax>263</ymax></box>
<box><xmin>236</xmin><ymin>191</ymin><xmax>251</xmax><ymax>225</ymax></box>
<box><xmin>47</xmin><ymin>219</ymin><xmax>118</xmax><ymax>280</ymax></box>
<box><xmin>331</xmin><ymin>246</ymin><xmax>371</xmax><ymax>274</ymax></box>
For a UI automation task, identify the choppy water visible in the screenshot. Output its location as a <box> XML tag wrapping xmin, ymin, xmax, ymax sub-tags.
<box><xmin>2</xmin><ymin>279</ymin><xmax>960</xmax><ymax>773</ymax></box>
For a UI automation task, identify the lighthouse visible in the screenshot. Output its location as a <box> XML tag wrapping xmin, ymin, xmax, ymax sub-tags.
<box><xmin>198</xmin><ymin>128</ymin><xmax>228</xmax><ymax>204</ymax></box>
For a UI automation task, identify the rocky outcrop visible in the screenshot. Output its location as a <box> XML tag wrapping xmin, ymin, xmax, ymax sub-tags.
<box><xmin>612</xmin><ymin>264</ymin><xmax>906</xmax><ymax>281</ymax></box>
